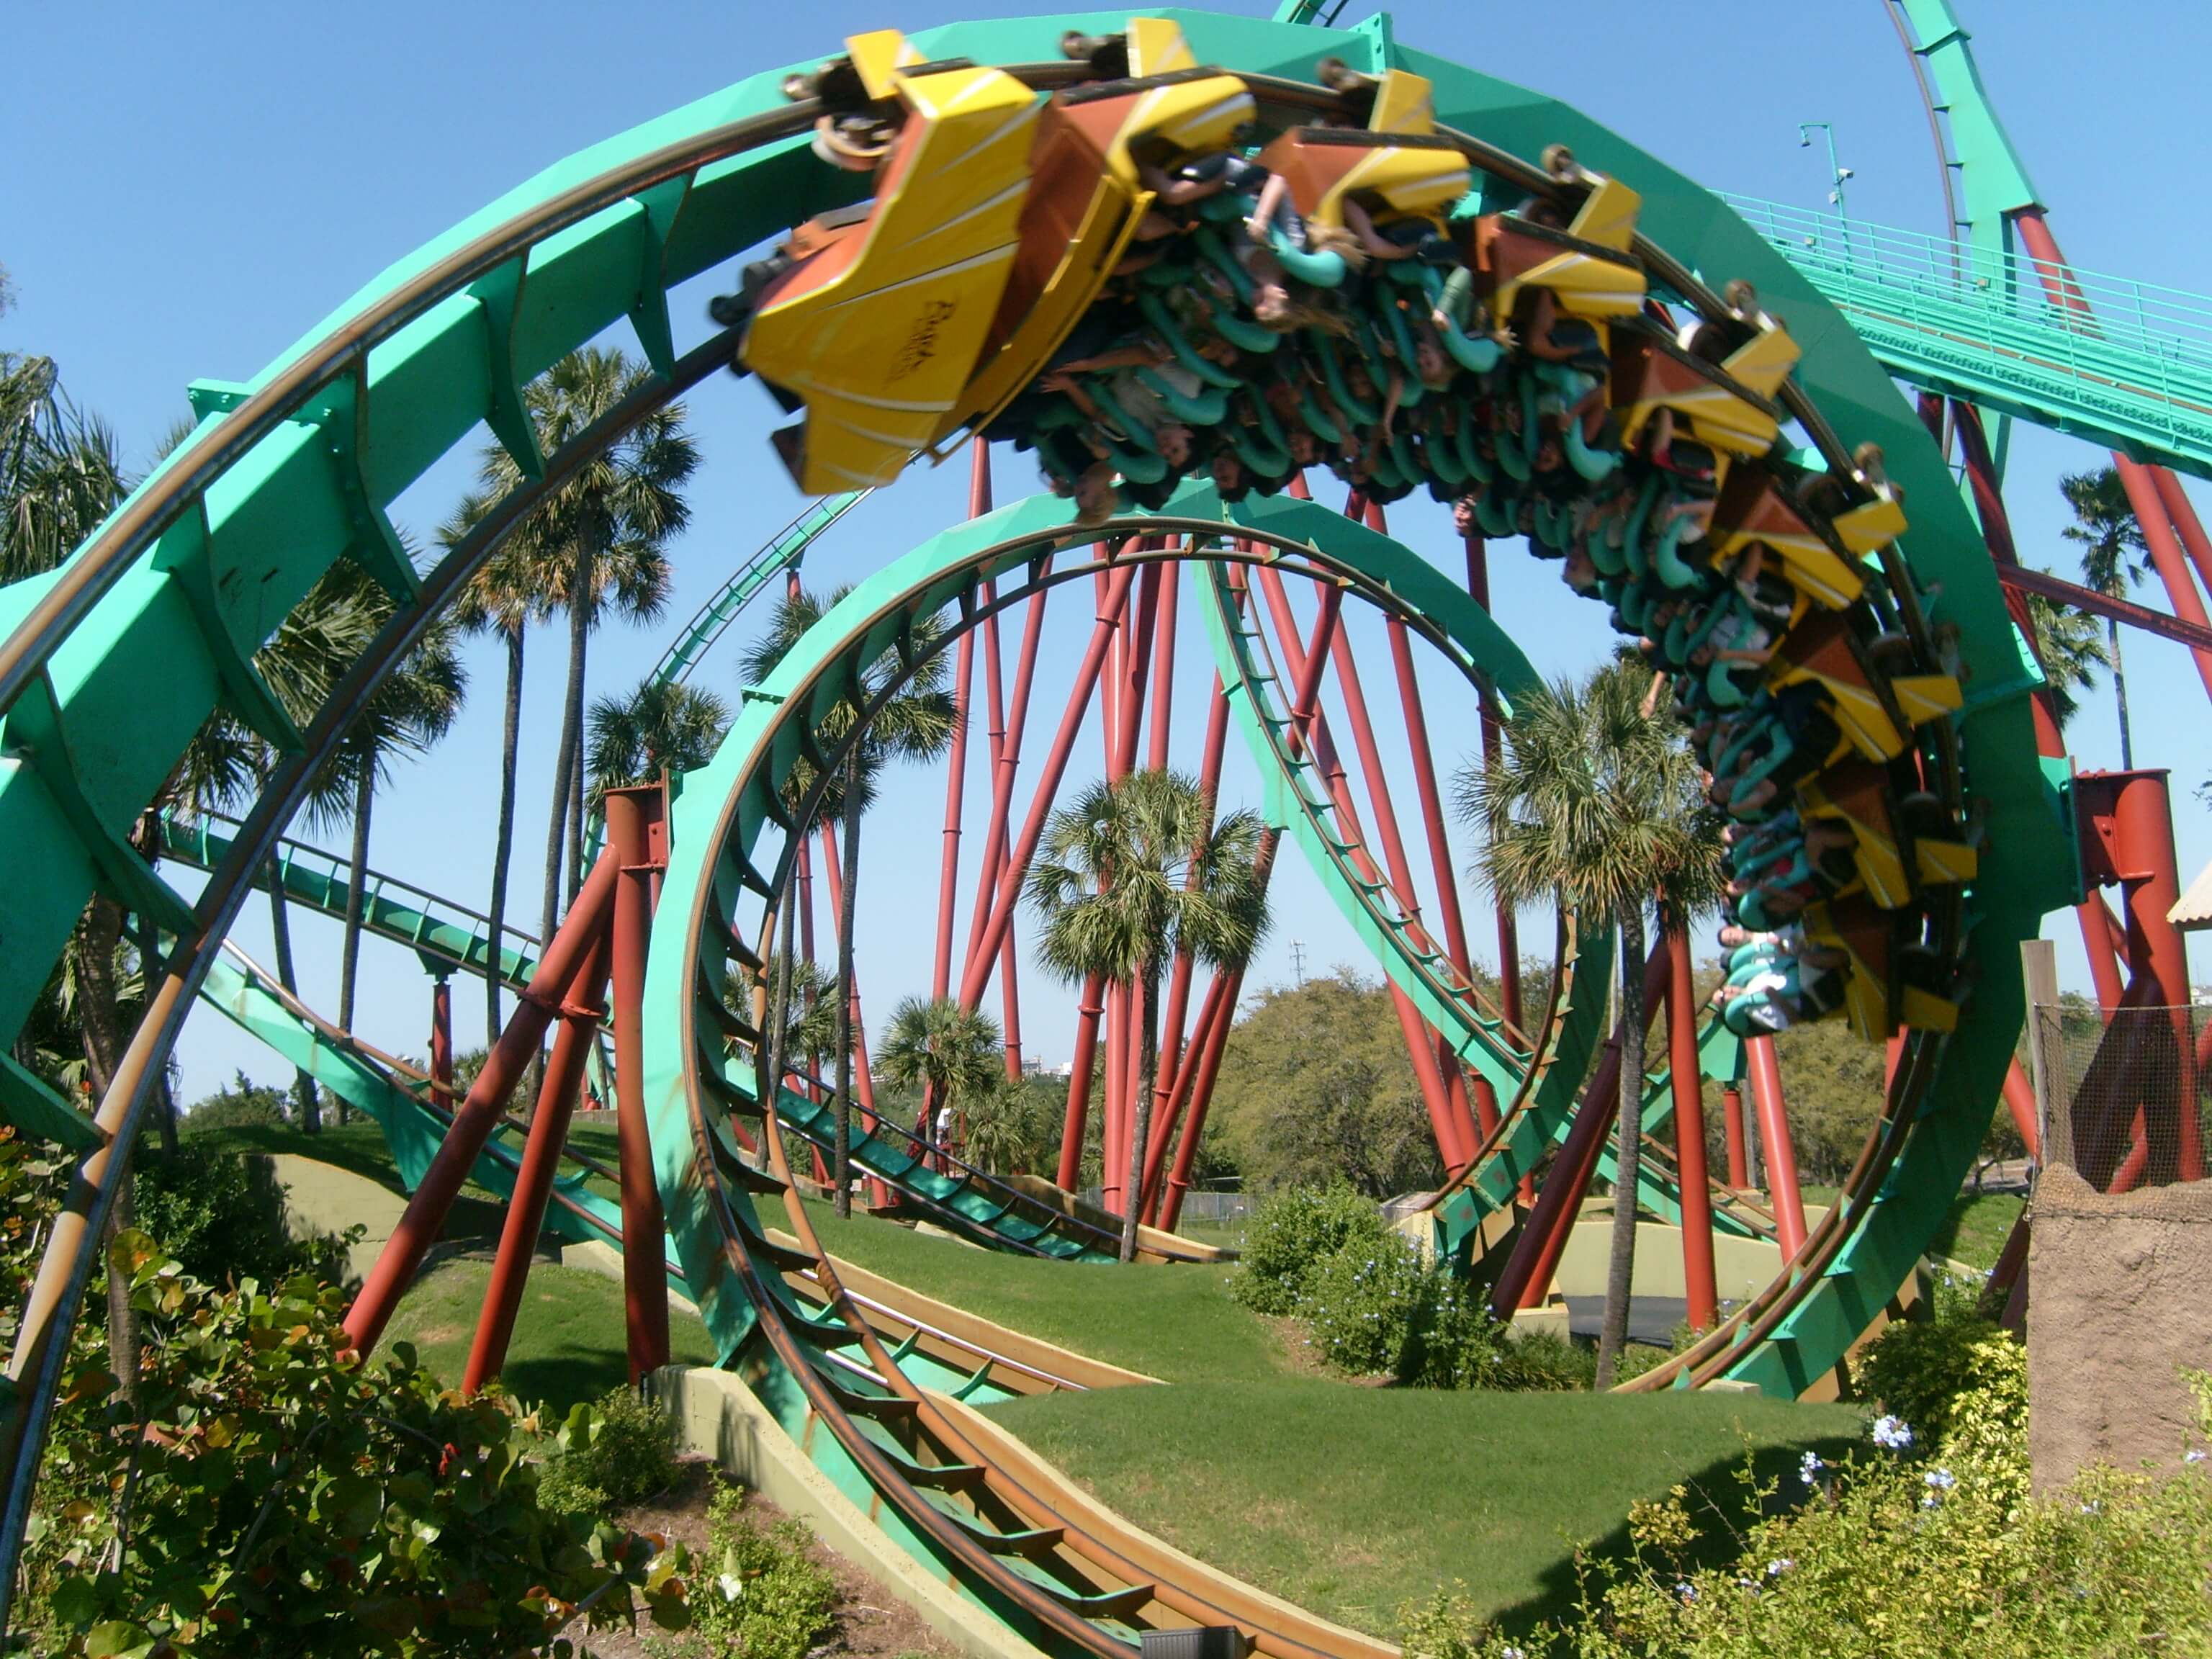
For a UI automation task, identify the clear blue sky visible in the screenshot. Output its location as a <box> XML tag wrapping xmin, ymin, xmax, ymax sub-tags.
<box><xmin>4</xmin><ymin>0</ymin><xmax>2208</xmax><ymax>1097</ymax></box>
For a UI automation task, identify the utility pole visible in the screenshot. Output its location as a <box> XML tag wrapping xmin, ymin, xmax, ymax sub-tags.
<box><xmin>1289</xmin><ymin>940</ymin><xmax>1308</xmax><ymax>988</ymax></box>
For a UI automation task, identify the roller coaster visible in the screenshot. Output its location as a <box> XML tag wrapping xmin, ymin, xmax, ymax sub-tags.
<box><xmin>1</xmin><ymin>1</ymin><xmax>2204</xmax><ymax>1650</ymax></box>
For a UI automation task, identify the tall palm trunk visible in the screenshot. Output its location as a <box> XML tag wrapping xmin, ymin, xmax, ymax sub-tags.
<box><xmin>2108</xmin><ymin>617</ymin><xmax>2133</xmax><ymax>770</ymax></box>
<box><xmin>74</xmin><ymin>896</ymin><xmax>139</xmax><ymax>1403</ymax></box>
<box><xmin>486</xmin><ymin>623</ymin><xmax>523</xmax><ymax>1051</ymax></box>
<box><xmin>1120</xmin><ymin>963</ymin><xmax>1160</xmax><ymax>1263</ymax></box>
<box><xmin>539</xmin><ymin>527</ymin><xmax>598</xmax><ymax>1096</ymax></box>
<box><xmin>834</xmin><ymin>756</ymin><xmax>863</xmax><ymax>1218</ymax></box>
<box><xmin>131</xmin><ymin>909</ymin><xmax>178</xmax><ymax>1159</ymax></box>
<box><xmin>1595</xmin><ymin>904</ymin><xmax>1647</xmax><ymax>1388</ymax></box>
<box><xmin>335</xmin><ymin>747</ymin><xmax>374</xmax><ymax>1127</ymax></box>
<box><xmin>266</xmin><ymin>859</ymin><xmax>320</xmax><ymax>1131</ymax></box>
<box><xmin>567</xmin><ymin>700</ymin><xmax>587</xmax><ymax>904</ymax></box>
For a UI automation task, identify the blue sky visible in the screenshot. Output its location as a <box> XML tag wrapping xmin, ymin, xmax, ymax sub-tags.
<box><xmin>5</xmin><ymin>0</ymin><xmax>2208</xmax><ymax>1096</ymax></box>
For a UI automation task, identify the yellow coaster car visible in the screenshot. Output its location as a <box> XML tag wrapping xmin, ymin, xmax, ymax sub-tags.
<box><xmin>744</xmin><ymin>49</ymin><xmax>1041</xmax><ymax>493</ymax></box>
<box><xmin>1708</xmin><ymin>471</ymin><xmax>1869</xmax><ymax>610</ymax></box>
<box><xmin>1799</xmin><ymin>760</ymin><xmax>1913</xmax><ymax>911</ymax></box>
<box><xmin>1609</xmin><ymin>314</ymin><xmax>1796</xmax><ymax>472</ymax></box>
<box><xmin>953</xmin><ymin>25</ymin><xmax>1254</xmax><ymax>438</ymax></box>
<box><xmin>1473</xmin><ymin>171</ymin><xmax>1645</xmax><ymax>328</ymax></box>
<box><xmin>1254</xmin><ymin>68</ymin><xmax>1470</xmax><ymax>231</ymax></box>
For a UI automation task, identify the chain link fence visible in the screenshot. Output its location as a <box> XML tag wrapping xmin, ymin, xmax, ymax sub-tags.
<box><xmin>2033</xmin><ymin>1001</ymin><xmax>2211</xmax><ymax>1194</ymax></box>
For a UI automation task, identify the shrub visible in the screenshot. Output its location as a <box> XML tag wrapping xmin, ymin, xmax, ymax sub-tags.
<box><xmin>1855</xmin><ymin>1305</ymin><xmax>2018</xmax><ymax>1450</ymax></box>
<box><xmin>539</xmin><ymin>1384</ymin><xmax>682</xmax><ymax>1514</ymax></box>
<box><xmin>655</xmin><ymin>1473</ymin><xmax>839</xmax><ymax>1659</ymax></box>
<box><xmin>133</xmin><ymin>1144</ymin><xmax>360</xmax><ymax>1292</ymax></box>
<box><xmin>31</xmin><ymin>1232</ymin><xmax>688</xmax><ymax>1656</ymax></box>
<box><xmin>1395</xmin><ymin>1367</ymin><xmax>2212</xmax><ymax>1659</ymax></box>
<box><xmin>1231</xmin><ymin>1184</ymin><xmax>1388</xmax><ymax>1314</ymax></box>
<box><xmin>1493</xmin><ymin>1325</ymin><xmax>1595</xmax><ymax>1392</ymax></box>
<box><xmin>1298</xmin><ymin>1232</ymin><xmax>1428</xmax><ymax>1375</ymax></box>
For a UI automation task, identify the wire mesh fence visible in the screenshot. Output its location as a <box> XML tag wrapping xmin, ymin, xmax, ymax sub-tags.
<box><xmin>2033</xmin><ymin>1001</ymin><xmax>2211</xmax><ymax>1194</ymax></box>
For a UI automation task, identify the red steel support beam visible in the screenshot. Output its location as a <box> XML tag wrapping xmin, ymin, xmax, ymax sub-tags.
<box><xmin>606</xmin><ymin>783</ymin><xmax>671</xmax><ymax>1380</ymax></box>
<box><xmin>1666</xmin><ymin>925</ymin><xmax>1719</xmax><ymax>1331</ymax></box>
<box><xmin>1745</xmin><ymin>1034</ymin><xmax>1807</xmax><ymax>1257</ymax></box>
<box><xmin>2151</xmin><ymin>468</ymin><xmax>2212</xmax><ymax>602</ymax></box>
<box><xmin>1148</xmin><ymin>562</ymin><xmax>1179</xmax><ymax>772</ymax></box>
<box><xmin>959</xmin><ymin>561</ymin><xmax>1137</xmax><ymax>1011</ymax></box>
<box><xmin>2012</xmin><ymin>211</ymin><xmax>2212</xmax><ymax>700</ymax></box>
<box><xmin>2000</xmin><ymin>1056</ymin><xmax>2042</xmax><ymax>1162</ymax></box>
<box><xmin>464</xmin><ymin>931</ymin><xmax>612</xmax><ymax>1394</ymax></box>
<box><xmin>428</xmin><ymin>979</ymin><xmax>454</xmax><ymax>1115</ymax></box>
<box><xmin>1721</xmin><ymin>1083</ymin><xmax>1749</xmax><ymax>1189</ymax></box>
<box><xmin>933</xmin><ymin>448</ymin><xmax>992</xmax><ymax>999</ymax></box>
<box><xmin>346</xmin><ymin>854</ymin><xmax>618</xmax><ymax>1355</ymax></box>
<box><xmin>1464</xmin><ymin>532</ymin><xmax>1524</xmax><ymax>1029</ymax></box>
<box><xmin>1492</xmin><ymin>938</ymin><xmax>1671</xmax><ymax>1315</ymax></box>
<box><xmin>1056</xmin><ymin>971</ymin><xmax>1106</xmax><ymax>1192</ymax></box>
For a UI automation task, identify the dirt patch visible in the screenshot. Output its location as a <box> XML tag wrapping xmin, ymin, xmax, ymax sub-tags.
<box><xmin>585</xmin><ymin>1459</ymin><xmax>956</xmax><ymax>1659</ymax></box>
<box><xmin>1267</xmin><ymin>1315</ymin><xmax>1333</xmax><ymax>1379</ymax></box>
<box><xmin>2027</xmin><ymin>1166</ymin><xmax>2212</xmax><ymax>1491</ymax></box>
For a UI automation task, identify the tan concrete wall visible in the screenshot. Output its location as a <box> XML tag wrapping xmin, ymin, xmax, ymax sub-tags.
<box><xmin>2028</xmin><ymin>1166</ymin><xmax>2212</xmax><ymax>1490</ymax></box>
<box><xmin>1553</xmin><ymin>1215</ymin><xmax>1802</xmax><ymax>1306</ymax></box>
<box><xmin>652</xmin><ymin>1366</ymin><xmax>1051</xmax><ymax>1659</ymax></box>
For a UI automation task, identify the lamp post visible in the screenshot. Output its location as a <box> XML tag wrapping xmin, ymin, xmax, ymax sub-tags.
<box><xmin>1797</xmin><ymin>122</ymin><xmax>1853</xmax><ymax>219</ymax></box>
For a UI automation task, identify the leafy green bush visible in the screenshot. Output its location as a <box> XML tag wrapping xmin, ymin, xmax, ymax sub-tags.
<box><xmin>652</xmin><ymin>1473</ymin><xmax>839</xmax><ymax>1659</ymax></box>
<box><xmin>1298</xmin><ymin>1233</ymin><xmax>1429</xmax><ymax>1375</ymax></box>
<box><xmin>1493</xmin><ymin>1325</ymin><xmax>1596</xmax><ymax>1392</ymax></box>
<box><xmin>1855</xmin><ymin>1306</ymin><xmax>2015</xmax><ymax>1449</ymax></box>
<box><xmin>1230</xmin><ymin>1184</ymin><xmax>1388</xmax><ymax>1314</ymax></box>
<box><xmin>32</xmin><ymin>1231</ymin><xmax>688</xmax><ymax>1656</ymax></box>
<box><xmin>539</xmin><ymin>1384</ymin><xmax>682</xmax><ymax>1514</ymax></box>
<box><xmin>133</xmin><ymin>1144</ymin><xmax>359</xmax><ymax>1292</ymax></box>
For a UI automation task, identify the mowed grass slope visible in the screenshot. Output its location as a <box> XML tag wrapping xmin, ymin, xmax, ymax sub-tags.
<box><xmin>986</xmin><ymin>1383</ymin><xmax>1861</xmax><ymax>1639</ymax></box>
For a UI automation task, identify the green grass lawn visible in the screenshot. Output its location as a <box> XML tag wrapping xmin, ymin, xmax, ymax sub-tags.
<box><xmin>986</xmin><ymin>1380</ymin><xmax>1864</xmax><ymax>1640</ymax></box>
<box><xmin>796</xmin><ymin>1197</ymin><xmax>1277</xmax><ymax>1382</ymax></box>
<box><xmin>381</xmin><ymin>1259</ymin><xmax>718</xmax><ymax>1413</ymax></box>
<box><xmin>1931</xmin><ymin>1190</ymin><xmax>2025</xmax><ymax>1270</ymax></box>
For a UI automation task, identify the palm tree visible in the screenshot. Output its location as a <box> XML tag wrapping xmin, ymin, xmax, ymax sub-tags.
<box><xmin>741</xmin><ymin>588</ymin><xmax>958</xmax><ymax>1217</ymax></box>
<box><xmin>459</xmin><ymin>349</ymin><xmax>694</xmax><ymax>978</ymax></box>
<box><xmin>585</xmin><ymin>677</ymin><xmax>732</xmax><ymax>811</ymax></box>
<box><xmin>878</xmin><ymin>996</ymin><xmax>1004</xmax><ymax>1165</ymax></box>
<box><xmin>1027</xmin><ymin>768</ymin><xmax>1270</xmax><ymax>1262</ymax></box>
<box><xmin>1457</xmin><ymin>660</ymin><xmax>1722</xmax><ymax>1387</ymax></box>
<box><xmin>2061</xmin><ymin>467</ymin><xmax>2149</xmax><ymax>766</ymax></box>
<box><xmin>292</xmin><ymin>559</ymin><xmax>467</xmax><ymax>1104</ymax></box>
<box><xmin>446</xmin><ymin>518</ymin><xmax>552</xmax><ymax>1050</ymax></box>
<box><xmin>0</xmin><ymin>354</ymin><xmax>128</xmax><ymax>584</ymax></box>
<box><xmin>2023</xmin><ymin>585</ymin><xmax>2111</xmax><ymax>733</ymax></box>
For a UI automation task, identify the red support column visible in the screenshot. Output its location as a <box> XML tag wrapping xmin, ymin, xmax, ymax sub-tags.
<box><xmin>2151</xmin><ymin>468</ymin><xmax>2212</xmax><ymax>600</ymax></box>
<box><xmin>1465</xmin><ymin>532</ymin><xmax>1523</xmax><ymax>1028</ymax></box>
<box><xmin>963</xmin><ymin>566</ymin><xmax>1051</xmax><ymax>974</ymax></box>
<box><xmin>1141</xmin><ymin>973</ymin><xmax>1228</xmax><ymax>1218</ymax></box>
<box><xmin>959</xmin><ymin>562</ymin><xmax>1138</xmax><ymax>1011</ymax></box>
<box><xmin>2088</xmin><ymin>769</ymin><xmax>2203</xmax><ymax>1180</ymax></box>
<box><xmin>346</xmin><ymin>855</ymin><xmax>619</xmax><ymax>1356</ymax></box>
<box><xmin>1666</xmin><ymin>925</ymin><xmax>1718</xmax><ymax>1331</ymax></box>
<box><xmin>1057</xmin><ymin>972</ymin><xmax>1106</xmax><ymax>1192</ymax></box>
<box><xmin>1745</xmin><ymin>1034</ymin><xmax>1807</xmax><ymax>1256</ymax></box>
<box><xmin>606</xmin><ymin>784</ymin><xmax>671</xmax><ymax>1380</ymax></box>
<box><xmin>464</xmin><ymin>932</ymin><xmax>613</xmax><ymax>1393</ymax></box>
<box><xmin>429</xmin><ymin>979</ymin><xmax>454</xmax><ymax>1115</ymax></box>
<box><xmin>2001</xmin><ymin>1057</ymin><xmax>2043</xmax><ymax>1163</ymax></box>
<box><xmin>1148</xmin><ymin>563</ymin><xmax>1179</xmax><ymax>771</ymax></box>
<box><xmin>1722</xmin><ymin>1084</ymin><xmax>1749</xmax><ymax>1189</ymax></box>
<box><xmin>932</xmin><ymin>449</ymin><xmax>992</xmax><ymax>998</ymax></box>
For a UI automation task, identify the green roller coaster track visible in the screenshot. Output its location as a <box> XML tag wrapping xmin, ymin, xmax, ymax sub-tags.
<box><xmin>0</xmin><ymin>6</ymin><xmax>2087</xmax><ymax>1637</ymax></box>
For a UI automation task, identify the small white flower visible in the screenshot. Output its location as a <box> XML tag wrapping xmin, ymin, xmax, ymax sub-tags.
<box><xmin>716</xmin><ymin>1573</ymin><xmax>744</xmax><ymax>1602</ymax></box>
<box><xmin>1871</xmin><ymin>1415</ymin><xmax>1914</xmax><ymax>1450</ymax></box>
<box><xmin>1500</xmin><ymin>1648</ymin><xmax>1526</xmax><ymax>1659</ymax></box>
<box><xmin>1799</xmin><ymin>1451</ymin><xmax>1824</xmax><ymax>1485</ymax></box>
<box><xmin>2187</xmin><ymin>1449</ymin><xmax>2208</xmax><ymax>1465</ymax></box>
<box><xmin>1676</xmin><ymin>1581</ymin><xmax>1697</xmax><ymax>1601</ymax></box>
<box><xmin>1766</xmin><ymin>1558</ymin><xmax>1793</xmax><ymax>1577</ymax></box>
<box><xmin>1925</xmin><ymin>1467</ymin><xmax>1956</xmax><ymax>1491</ymax></box>
<box><xmin>2080</xmin><ymin>1500</ymin><xmax>2101</xmax><ymax>1515</ymax></box>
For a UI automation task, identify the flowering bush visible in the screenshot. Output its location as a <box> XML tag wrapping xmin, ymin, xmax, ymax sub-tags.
<box><xmin>1855</xmin><ymin>1303</ymin><xmax>2018</xmax><ymax>1451</ymax></box>
<box><xmin>1230</xmin><ymin>1184</ymin><xmax>1390</xmax><ymax>1315</ymax></box>
<box><xmin>648</xmin><ymin>1473</ymin><xmax>837</xmax><ymax>1659</ymax></box>
<box><xmin>1298</xmin><ymin>1233</ymin><xmax>1429</xmax><ymax>1376</ymax></box>
<box><xmin>1396</xmin><ymin>1364</ymin><xmax>2212</xmax><ymax>1658</ymax></box>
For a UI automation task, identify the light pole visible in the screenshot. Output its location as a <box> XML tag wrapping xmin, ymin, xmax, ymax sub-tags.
<box><xmin>1797</xmin><ymin>122</ymin><xmax>1854</xmax><ymax>219</ymax></box>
